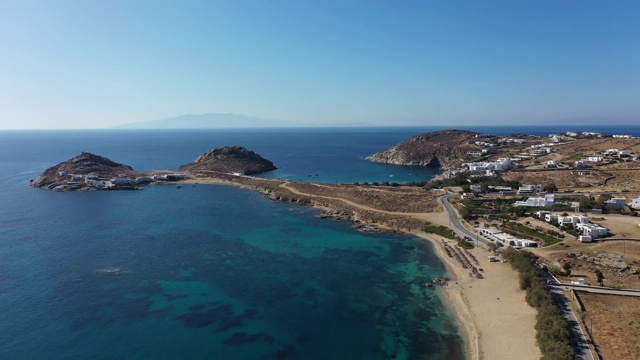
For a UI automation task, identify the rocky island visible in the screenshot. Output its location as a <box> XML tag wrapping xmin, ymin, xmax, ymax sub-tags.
<box><xmin>179</xmin><ymin>145</ymin><xmax>277</xmax><ymax>176</ymax></box>
<box><xmin>30</xmin><ymin>152</ymin><xmax>149</xmax><ymax>191</ymax></box>
<box><xmin>31</xmin><ymin>146</ymin><xmax>277</xmax><ymax>192</ymax></box>
<box><xmin>366</xmin><ymin>129</ymin><xmax>481</xmax><ymax>169</ymax></box>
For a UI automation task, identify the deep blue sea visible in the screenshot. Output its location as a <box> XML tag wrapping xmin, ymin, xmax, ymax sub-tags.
<box><xmin>1</xmin><ymin>125</ymin><xmax>639</xmax><ymax>359</ymax></box>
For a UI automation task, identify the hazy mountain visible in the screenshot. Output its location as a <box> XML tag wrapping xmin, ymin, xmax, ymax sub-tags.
<box><xmin>116</xmin><ymin>113</ymin><xmax>313</xmax><ymax>129</ymax></box>
<box><xmin>533</xmin><ymin>116</ymin><xmax>632</xmax><ymax>126</ymax></box>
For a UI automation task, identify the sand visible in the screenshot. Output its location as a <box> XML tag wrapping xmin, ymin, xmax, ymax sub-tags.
<box><xmin>179</xmin><ymin>176</ymin><xmax>542</xmax><ymax>359</ymax></box>
<box><xmin>415</xmin><ymin>233</ymin><xmax>541</xmax><ymax>360</ymax></box>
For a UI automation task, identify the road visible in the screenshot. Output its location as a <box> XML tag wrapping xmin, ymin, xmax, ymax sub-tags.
<box><xmin>440</xmin><ymin>194</ymin><xmax>595</xmax><ymax>360</ymax></box>
<box><xmin>439</xmin><ymin>195</ymin><xmax>490</xmax><ymax>247</ymax></box>
<box><xmin>560</xmin><ymin>283</ymin><xmax>640</xmax><ymax>297</ymax></box>
<box><xmin>549</xmin><ymin>285</ymin><xmax>596</xmax><ymax>360</ymax></box>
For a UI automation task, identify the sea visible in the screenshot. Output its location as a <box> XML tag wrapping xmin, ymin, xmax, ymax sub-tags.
<box><xmin>1</xmin><ymin>125</ymin><xmax>639</xmax><ymax>360</ymax></box>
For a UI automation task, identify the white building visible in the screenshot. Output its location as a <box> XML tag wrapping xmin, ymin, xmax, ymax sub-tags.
<box><xmin>574</xmin><ymin>160</ymin><xmax>585</xmax><ymax>168</ymax></box>
<box><xmin>513</xmin><ymin>194</ymin><xmax>555</xmax><ymax>207</ymax></box>
<box><xmin>517</xmin><ymin>184</ymin><xmax>543</xmax><ymax>195</ymax></box>
<box><xmin>605</xmin><ymin>197</ymin><xmax>626</xmax><ymax>208</ymax></box>
<box><xmin>469</xmin><ymin>184</ymin><xmax>482</xmax><ymax>192</ymax></box>
<box><xmin>579</xmin><ymin>235</ymin><xmax>593</xmax><ymax>243</ymax></box>
<box><xmin>630</xmin><ymin>196</ymin><xmax>640</xmax><ymax>210</ymax></box>
<box><xmin>586</xmin><ymin>156</ymin><xmax>603</xmax><ymax>162</ymax></box>
<box><xmin>547</xmin><ymin>160</ymin><xmax>558</xmax><ymax>168</ymax></box>
<box><xmin>462</xmin><ymin>193</ymin><xmax>476</xmax><ymax>199</ymax></box>
<box><xmin>479</xmin><ymin>227</ymin><xmax>537</xmax><ymax>247</ymax></box>
<box><xmin>577</xmin><ymin>223</ymin><xmax>608</xmax><ymax>239</ymax></box>
<box><xmin>467</xmin><ymin>158</ymin><xmax>512</xmax><ymax>172</ymax></box>
<box><xmin>536</xmin><ymin>210</ymin><xmax>551</xmax><ymax>218</ymax></box>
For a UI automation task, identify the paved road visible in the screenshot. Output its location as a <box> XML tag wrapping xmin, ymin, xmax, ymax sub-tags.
<box><xmin>549</xmin><ymin>285</ymin><xmax>596</xmax><ymax>360</ymax></box>
<box><xmin>560</xmin><ymin>283</ymin><xmax>640</xmax><ymax>297</ymax></box>
<box><xmin>439</xmin><ymin>195</ymin><xmax>490</xmax><ymax>247</ymax></box>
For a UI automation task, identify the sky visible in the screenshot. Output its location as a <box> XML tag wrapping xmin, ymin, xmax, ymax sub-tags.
<box><xmin>0</xmin><ymin>0</ymin><xmax>639</xmax><ymax>129</ymax></box>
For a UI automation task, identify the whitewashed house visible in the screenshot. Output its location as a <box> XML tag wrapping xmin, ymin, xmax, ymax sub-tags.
<box><xmin>517</xmin><ymin>184</ymin><xmax>543</xmax><ymax>195</ymax></box>
<box><xmin>604</xmin><ymin>198</ymin><xmax>627</xmax><ymax>208</ymax></box>
<box><xmin>513</xmin><ymin>194</ymin><xmax>555</xmax><ymax>207</ymax></box>
<box><xmin>578</xmin><ymin>224</ymin><xmax>608</xmax><ymax>239</ymax></box>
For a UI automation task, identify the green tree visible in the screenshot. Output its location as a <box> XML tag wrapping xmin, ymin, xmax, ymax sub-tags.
<box><xmin>544</xmin><ymin>183</ymin><xmax>558</xmax><ymax>193</ymax></box>
<box><xmin>514</xmin><ymin>206</ymin><xmax>528</xmax><ymax>217</ymax></box>
<box><xmin>562</xmin><ymin>262</ymin><xmax>572</xmax><ymax>277</ymax></box>
<box><xmin>459</xmin><ymin>205</ymin><xmax>472</xmax><ymax>220</ymax></box>
<box><xmin>595</xmin><ymin>269</ymin><xmax>604</xmax><ymax>286</ymax></box>
<box><xmin>597</xmin><ymin>193</ymin><xmax>613</xmax><ymax>203</ymax></box>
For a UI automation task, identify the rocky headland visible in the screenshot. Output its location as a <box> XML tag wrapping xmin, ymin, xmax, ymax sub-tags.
<box><xmin>32</xmin><ymin>146</ymin><xmax>278</xmax><ymax>192</ymax></box>
<box><xmin>366</xmin><ymin>129</ymin><xmax>481</xmax><ymax>169</ymax></box>
<box><xmin>30</xmin><ymin>152</ymin><xmax>147</xmax><ymax>191</ymax></box>
<box><xmin>179</xmin><ymin>145</ymin><xmax>277</xmax><ymax>176</ymax></box>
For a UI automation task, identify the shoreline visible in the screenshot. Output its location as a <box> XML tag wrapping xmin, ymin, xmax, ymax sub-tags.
<box><xmin>411</xmin><ymin>232</ymin><xmax>480</xmax><ymax>360</ymax></box>
<box><xmin>177</xmin><ymin>176</ymin><xmax>541</xmax><ymax>360</ymax></box>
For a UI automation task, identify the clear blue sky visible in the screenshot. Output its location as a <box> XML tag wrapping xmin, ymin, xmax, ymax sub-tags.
<box><xmin>1</xmin><ymin>0</ymin><xmax>638</xmax><ymax>129</ymax></box>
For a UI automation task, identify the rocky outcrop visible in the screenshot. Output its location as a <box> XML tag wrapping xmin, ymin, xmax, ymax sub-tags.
<box><xmin>569</xmin><ymin>252</ymin><xmax>629</xmax><ymax>270</ymax></box>
<box><xmin>31</xmin><ymin>152</ymin><xmax>144</xmax><ymax>191</ymax></box>
<box><xmin>179</xmin><ymin>146</ymin><xmax>277</xmax><ymax>176</ymax></box>
<box><xmin>366</xmin><ymin>130</ymin><xmax>480</xmax><ymax>169</ymax></box>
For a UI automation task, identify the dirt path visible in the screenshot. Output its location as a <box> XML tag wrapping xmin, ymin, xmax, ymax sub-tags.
<box><xmin>279</xmin><ymin>182</ymin><xmax>436</xmax><ymax>221</ymax></box>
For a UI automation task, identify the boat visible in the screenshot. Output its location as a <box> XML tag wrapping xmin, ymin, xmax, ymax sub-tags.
<box><xmin>177</xmin><ymin>185</ymin><xmax>182</xmax><ymax>188</ymax></box>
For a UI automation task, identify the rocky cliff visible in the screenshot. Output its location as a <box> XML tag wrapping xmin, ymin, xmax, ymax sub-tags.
<box><xmin>31</xmin><ymin>152</ymin><xmax>144</xmax><ymax>190</ymax></box>
<box><xmin>366</xmin><ymin>130</ymin><xmax>480</xmax><ymax>169</ymax></box>
<box><xmin>179</xmin><ymin>146</ymin><xmax>277</xmax><ymax>175</ymax></box>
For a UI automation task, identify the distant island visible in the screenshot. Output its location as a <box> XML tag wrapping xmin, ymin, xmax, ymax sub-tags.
<box><xmin>116</xmin><ymin>113</ymin><xmax>311</xmax><ymax>129</ymax></box>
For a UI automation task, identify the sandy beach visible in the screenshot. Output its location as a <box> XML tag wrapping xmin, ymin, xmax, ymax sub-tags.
<box><xmin>180</xmin><ymin>176</ymin><xmax>541</xmax><ymax>359</ymax></box>
<box><xmin>417</xmin><ymin>233</ymin><xmax>540</xmax><ymax>360</ymax></box>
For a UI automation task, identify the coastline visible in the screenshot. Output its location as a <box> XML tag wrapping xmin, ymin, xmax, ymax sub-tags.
<box><xmin>412</xmin><ymin>232</ymin><xmax>480</xmax><ymax>360</ymax></box>
<box><xmin>177</xmin><ymin>176</ymin><xmax>541</xmax><ymax>360</ymax></box>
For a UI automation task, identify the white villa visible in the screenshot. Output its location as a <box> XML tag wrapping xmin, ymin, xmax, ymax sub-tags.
<box><xmin>604</xmin><ymin>149</ymin><xmax>628</xmax><ymax>156</ymax></box>
<box><xmin>513</xmin><ymin>194</ymin><xmax>555</xmax><ymax>207</ymax></box>
<box><xmin>479</xmin><ymin>227</ymin><xmax>538</xmax><ymax>248</ymax></box>
<box><xmin>517</xmin><ymin>184</ymin><xmax>543</xmax><ymax>195</ymax></box>
<box><xmin>467</xmin><ymin>158</ymin><xmax>512</xmax><ymax>172</ymax></box>
<box><xmin>630</xmin><ymin>196</ymin><xmax>640</xmax><ymax>210</ymax></box>
<box><xmin>539</xmin><ymin>212</ymin><xmax>608</xmax><ymax>240</ymax></box>
<box><xmin>604</xmin><ymin>197</ymin><xmax>627</xmax><ymax>208</ymax></box>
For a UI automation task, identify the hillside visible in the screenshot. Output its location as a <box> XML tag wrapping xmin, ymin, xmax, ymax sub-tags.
<box><xmin>30</xmin><ymin>152</ymin><xmax>144</xmax><ymax>191</ymax></box>
<box><xmin>179</xmin><ymin>146</ymin><xmax>277</xmax><ymax>176</ymax></box>
<box><xmin>366</xmin><ymin>129</ymin><xmax>481</xmax><ymax>169</ymax></box>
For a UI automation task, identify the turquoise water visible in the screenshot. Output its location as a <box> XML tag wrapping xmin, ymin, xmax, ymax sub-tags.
<box><xmin>0</xmin><ymin>184</ymin><xmax>462</xmax><ymax>359</ymax></box>
<box><xmin>5</xmin><ymin>125</ymin><xmax>640</xmax><ymax>358</ymax></box>
<box><xmin>0</xmin><ymin>129</ymin><xmax>466</xmax><ymax>359</ymax></box>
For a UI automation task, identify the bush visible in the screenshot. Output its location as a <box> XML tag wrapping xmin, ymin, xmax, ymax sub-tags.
<box><xmin>502</xmin><ymin>248</ymin><xmax>575</xmax><ymax>360</ymax></box>
<box><xmin>423</xmin><ymin>222</ymin><xmax>458</xmax><ymax>240</ymax></box>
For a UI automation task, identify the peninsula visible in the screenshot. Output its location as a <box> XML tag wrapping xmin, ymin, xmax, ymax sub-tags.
<box><xmin>30</xmin><ymin>146</ymin><xmax>277</xmax><ymax>192</ymax></box>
